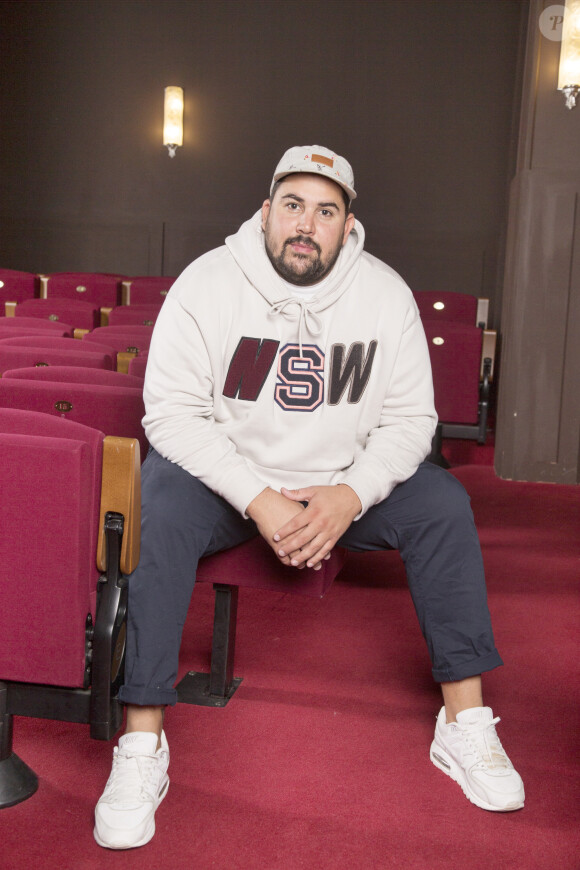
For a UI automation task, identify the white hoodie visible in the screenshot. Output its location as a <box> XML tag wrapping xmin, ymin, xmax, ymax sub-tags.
<box><xmin>142</xmin><ymin>211</ymin><xmax>437</xmax><ymax>517</ymax></box>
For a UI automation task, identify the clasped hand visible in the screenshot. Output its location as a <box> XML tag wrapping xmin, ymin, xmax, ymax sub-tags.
<box><xmin>246</xmin><ymin>484</ymin><xmax>361</xmax><ymax>571</ymax></box>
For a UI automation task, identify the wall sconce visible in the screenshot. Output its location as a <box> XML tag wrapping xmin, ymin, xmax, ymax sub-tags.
<box><xmin>558</xmin><ymin>0</ymin><xmax>580</xmax><ymax>108</ymax></box>
<box><xmin>163</xmin><ymin>86</ymin><xmax>184</xmax><ymax>157</ymax></box>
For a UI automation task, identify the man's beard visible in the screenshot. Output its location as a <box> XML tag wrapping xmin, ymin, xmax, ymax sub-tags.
<box><xmin>264</xmin><ymin>233</ymin><xmax>342</xmax><ymax>286</ymax></box>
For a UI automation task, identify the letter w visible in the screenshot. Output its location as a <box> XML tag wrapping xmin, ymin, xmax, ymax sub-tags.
<box><xmin>328</xmin><ymin>341</ymin><xmax>378</xmax><ymax>404</ymax></box>
<box><xmin>223</xmin><ymin>337</ymin><xmax>279</xmax><ymax>401</ymax></box>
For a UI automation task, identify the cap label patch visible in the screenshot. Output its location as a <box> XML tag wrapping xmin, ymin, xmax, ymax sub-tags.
<box><xmin>311</xmin><ymin>153</ymin><xmax>334</xmax><ymax>168</ymax></box>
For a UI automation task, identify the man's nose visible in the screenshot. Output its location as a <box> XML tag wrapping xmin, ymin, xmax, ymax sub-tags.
<box><xmin>296</xmin><ymin>210</ymin><xmax>315</xmax><ymax>234</ymax></box>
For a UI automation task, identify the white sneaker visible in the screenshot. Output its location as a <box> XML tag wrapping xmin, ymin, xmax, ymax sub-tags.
<box><xmin>430</xmin><ymin>706</ymin><xmax>524</xmax><ymax>811</ymax></box>
<box><xmin>94</xmin><ymin>730</ymin><xmax>170</xmax><ymax>849</ymax></box>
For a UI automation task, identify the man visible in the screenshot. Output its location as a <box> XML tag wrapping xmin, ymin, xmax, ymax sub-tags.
<box><xmin>94</xmin><ymin>145</ymin><xmax>524</xmax><ymax>850</ymax></box>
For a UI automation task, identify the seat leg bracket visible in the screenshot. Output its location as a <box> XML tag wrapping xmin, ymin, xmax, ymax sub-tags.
<box><xmin>177</xmin><ymin>584</ymin><xmax>242</xmax><ymax>707</ymax></box>
<box><xmin>0</xmin><ymin>682</ymin><xmax>38</xmax><ymax>809</ymax></box>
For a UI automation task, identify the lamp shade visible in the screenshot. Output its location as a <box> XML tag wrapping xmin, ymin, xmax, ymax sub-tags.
<box><xmin>163</xmin><ymin>86</ymin><xmax>184</xmax><ymax>148</ymax></box>
<box><xmin>558</xmin><ymin>0</ymin><xmax>580</xmax><ymax>105</ymax></box>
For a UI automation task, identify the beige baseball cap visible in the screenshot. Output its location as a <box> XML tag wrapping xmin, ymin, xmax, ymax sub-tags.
<box><xmin>270</xmin><ymin>145</ymin><xmax>357</xmax><ymax>202</ymax></box>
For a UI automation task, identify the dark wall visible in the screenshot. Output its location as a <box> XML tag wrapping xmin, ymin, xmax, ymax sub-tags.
<box><xmin>0</xmin><ymin>0</ymin><xmax>526</xmax><ymax>326</ymax></box>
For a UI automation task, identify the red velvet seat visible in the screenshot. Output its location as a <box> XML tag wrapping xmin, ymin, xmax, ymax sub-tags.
<box><xmin>90</xmin><ymin>324</ymin><xmax>154</xmax><ymax>336</ymax></box>
<box><xmin>107</xmin><ymin>304</ymin><xmax>161</xmax><ymax>327</ymax></box>
<box><xmin>0</xmin><ymin>269</ymin><xmax>39</xmax><ymax>311</ymax></box>
<box><xmin>415</xmin><ymin>291</ymin><xmax>489</xmax><ymax>328</ymax></box>
<box><xmin>0</xmin><ymin>409</ymin><xmax>140</xmax><ymax>808</ymax></box>
<box><xmin>120</xmin><ymin>276</ymin><xmax>175</xmax><ymax>306</ymax></box>
<box><xmin>0</xmin><ymin>345</ymin><xmax>114</xmax><ymax>375</ymax></box>
<box><xmin>0</xmin><ymin>375</ymin><xmax>148</xmax><ymax>458</ymax></box>
<box><xmin>84</xmin><ymin>325</ymin><xmax>153</xmax><ymax>352</ymax></box>
<box><xmin>83</xmin><ymin>327</ymin><xmax>152</xmax><ymax>373</ymax></box>
<box><xmin>3</xmin><ymin>364</ymin><xmax>145</xmax><ymax>389</ymax></box>
<box><xmin>197</xmin><ymin>536</ymin><xmax>344</xmax><ymax>598</ymax></box>
<box><xmin>0</xmin><ymin>315</ymin><xmax>73</xmax><ymax>336</ymax></box>
<box><xmin>127</xmin><ymin>353</ymin><xmax>148</xmax><ymax>378</ymax></box>
<box><xmin>177</xmin><ymin>537</ymin><xmax>347</xmax><ymax>706</ymax></box>
<box><xmin>0</xmin><ymin>325</ymin><xmax>70</xmax><ymax>340</ymax></box>
<box><xmin>0</xmin><ymin>335</ymin><xmax>117</xmax><ymax>371</ymax></box>
<box><xmin>423</xmin><ymin>320</ymin><xmax>496</xmax><ymax>451</ymax></box>
<box><xmin>0</xmin><ymin>413</ymin><xmax>104</xmax><ymax>687</ymax></box>
<box><xmin>14</xmin><ymin>297</ymin><xmax>100</xmax><ymax>331</ymax></box>
<box><xmin>40</xmin><ymin>272</ymin><xmax>125</xmax><ymax>309</ymax></box>
<box><xmin>425</xmin><ymin>322</ymin><xmax>482</xmax><ymax>424</ymax></box>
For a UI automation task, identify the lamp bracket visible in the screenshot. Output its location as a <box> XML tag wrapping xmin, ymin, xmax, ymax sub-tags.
<box><xmin>560</xmin><ymin>84</ymin><xmax>579</xmax><ymax>109</ymax></box>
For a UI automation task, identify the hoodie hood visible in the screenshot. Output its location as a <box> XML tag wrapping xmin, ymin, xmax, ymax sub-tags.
<box><xmin>225</xmin><ymin>210</ymin><xmax>365</xmax><ymax>351</ymax></box>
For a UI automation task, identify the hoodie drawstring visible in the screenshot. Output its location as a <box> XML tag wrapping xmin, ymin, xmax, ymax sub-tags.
<box><xmin>268</xmin><ymin>297</ymin><xmax>323</xmax><ymax>357</ymax></box>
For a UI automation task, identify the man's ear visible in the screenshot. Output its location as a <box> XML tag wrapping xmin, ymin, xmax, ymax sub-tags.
<box><xmin>261</xmin><ymin>199</ymin><xmax>271</xmax><ymax>231</ymax></box>
<box><xmin>342</xmin><ymin>211</ymin><xmax>355</xmax><ymax>246</ymax></box>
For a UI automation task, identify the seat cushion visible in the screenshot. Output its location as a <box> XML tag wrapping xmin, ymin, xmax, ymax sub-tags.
<box><xmin>196</xmin><ymin>536</ymin><xmax>346</xmax><ymax>598</ymax></box>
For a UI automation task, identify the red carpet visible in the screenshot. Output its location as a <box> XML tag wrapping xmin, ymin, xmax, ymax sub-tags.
<box><xmin>2</xmin><ymin>464</ymin><xmax>579</xmax><ymax>868</ymax></box>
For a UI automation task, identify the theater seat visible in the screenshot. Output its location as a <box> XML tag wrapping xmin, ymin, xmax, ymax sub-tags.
<box><xmin>83</xmin><ymin>327</ymin><xmax>153</xmax><ymax>373</ymax></box>
<box><xmin>13</xmin><ymin>298</ymin><xmax>101</xmax><ymax>332</ymax></box>
<box><xmin>0</xmin><ymin>315</ymin><xmax>74</xmax><ymax>337</ymax></box>
<box><xmin>39</xmin><ymin>272</ymin><xmax>126</xmax><ymax>326</ymax></box>
<box><xmin>3</xmin><ymin>364</ymin><xmax>145</xmax><ymax>390</ymax></box>
<box><xmin>0</xmin><ymin>409</ymin><xmax>140</xmax><ymax>808</ymax></box>
<box><xmin>128</xmin><ymin>353</ymin><xmax>148</xmax><ymax>378</ymax></box>
<box><xmin>120</xmin><ymin>276</ymin><xmax>175</xmax><ymax>306</ymax></box>
<box><xmin>0</xmin><ymin>344</ymin><xmax>114</xmax><ymax>376</ymax></box>
<box><xmin>107</xmin><ymin>304</ymin><xmax>161</xmax><ymax>327</ymax></box>
<box><xmin>90</xmin><ymin>324</ymin><xmax>154</xmax><ymax>337</ymax></box>
<box><xmin>423</xmin><ymin>321</ymin><xmax>496</xmax><ymax>454</ymax></box>
<box><xmin>0</xmin><ymin>373</ymin><xmax>148</xmax><ymax>458</ymax></box>
<box><xmin>176</xmin><ymin>538</ymin><xmax>347</xmax><ymax>707</ymax></box>
<box><xmin>415</xmin><ymin>291</ymin><xmax>489</xmax><ymax>328</ymax></box>
<box><xmin>0</xmin><ymin>335</ymin><xmax>116</xmax><ymax>373</ymax></box>
<box><xmin>39</xmin><ymin>272</ymin><xmax>124</xmax><ymax>308</ymax></box>
<box><xmin>0</xmin><ymin>326</ymin><xmax>71</xmax><ymax>341</ymax></box>
<box><xmin>0</xmin><ymin>269</ymin><xmax>39</xmax><ymax>312</ymax></box>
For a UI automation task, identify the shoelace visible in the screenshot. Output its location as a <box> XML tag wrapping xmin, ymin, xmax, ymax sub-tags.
<box><xmin>458</xmin><ymin>716</ymin><xmax>511</xmax><ymax>771</ymax></box>
<box><xmin>105</xmin><ymin>747</ymin><xmax>163</xmax><ymax>803</ymax></box>
<box><xmin>269</xmin><ymin>297</ymin><xmax>323</xmax><ymax>357</ymax></box>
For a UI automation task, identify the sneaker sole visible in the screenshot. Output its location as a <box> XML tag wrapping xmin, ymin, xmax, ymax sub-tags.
<box><xmin>430</xmin><ymin>741</ymin><xmax>524</xmax><ymax>812</ymax></box>
<box><xmin>93</xmin><ymin>775</ymin><xmax>170</xmax><ymax>850</ymax></box>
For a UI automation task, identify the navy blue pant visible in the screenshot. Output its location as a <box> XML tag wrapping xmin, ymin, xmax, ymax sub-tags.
<box><xmin>118</xmin><ymin>449</ymin><xmax>502</xmax><ymax>707</ymax></box>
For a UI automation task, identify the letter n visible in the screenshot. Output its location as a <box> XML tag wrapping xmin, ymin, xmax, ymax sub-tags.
<box><xmin>223</xmin><ymin>337</ymin><xmax>279</xmax><ymax>401</ymax></box>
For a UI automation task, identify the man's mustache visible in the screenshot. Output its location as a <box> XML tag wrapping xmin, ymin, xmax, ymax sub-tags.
<box><xmin>284</xmin><ymin>236</ymin><xmax>321</xmax><ymax>255</ymax></box>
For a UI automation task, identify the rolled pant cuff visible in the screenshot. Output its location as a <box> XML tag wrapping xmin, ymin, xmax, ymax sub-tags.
<box><xmin>432</xmin><ymin>649</ymin><xmax>504</xmax><ymax>683</ymax></box>
<box><xmin>118</xmin><ymin>686</ymin><xmax>178</xmax><ymax>707</ymax></box>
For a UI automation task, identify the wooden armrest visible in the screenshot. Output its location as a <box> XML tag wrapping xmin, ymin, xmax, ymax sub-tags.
<box><xmin>116</xmin><ymin>350</ymin><xmax>137</xmax><ymax>374</ymax></box>
<box><xmin>121</xmin><ymin>281</ymin><xmax>132</xmax><ymax>306</ymax></box>
<box><xmin>4</xmin><ymin>301</ymin><xmax>16</xmax><ymax>317</ymax></box>
<box><xmin>97</xmin><ymin>435</ymin><xmax>141</xmax><ymax>575</ymax></box>
<box><xmin>73</xmin><ymin>328</ymin><xmax>89</xmax><ymax>340</ymax></box>
<box><xmin>480</xmin><ymin>329</ymin><xmax>497</xmax><ymax>381</ymax></box>
<box><xmin>100</xmin><ymin>307</ymin><xmax>112</xmax><ymax>327</ymax></box>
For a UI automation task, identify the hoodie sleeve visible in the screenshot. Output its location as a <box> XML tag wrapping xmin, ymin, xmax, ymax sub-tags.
<box><xmin>142</xmin><ymin>294</ymin><xmax>269</xmax><ymax>516</ymax></box>
<box><xmin>338</xmin><ymin>300</ymin><xmax>438</xmax><ymax>514</ymax></box>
